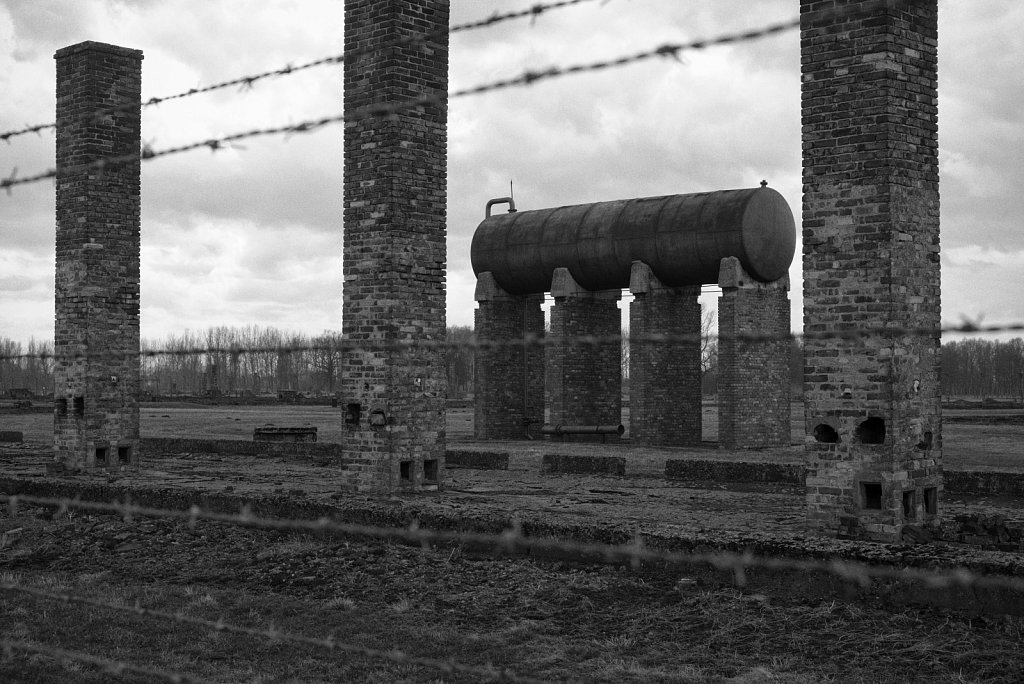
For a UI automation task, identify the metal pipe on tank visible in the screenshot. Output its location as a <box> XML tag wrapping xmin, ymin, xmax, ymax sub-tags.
<box><xmin>471</xmin><ymin>186</ymin><xmax>796</xmax><ymax>295</ymax></box>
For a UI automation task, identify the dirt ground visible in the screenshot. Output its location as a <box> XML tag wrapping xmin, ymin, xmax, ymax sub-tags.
<box><xmin>2</xmin><ymin>403</ymin><xmax>1024</xmax><ymax>681</ymax></box>
<box><xmin>4</xmin><ymin>502</ymin><xmax>1024</xmax><ymax>683</ymax></box>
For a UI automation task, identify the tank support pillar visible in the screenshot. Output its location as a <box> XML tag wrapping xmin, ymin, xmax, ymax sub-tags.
<box><xmin>628</xmin><ymin>261</ymin><xmax>702</xmax><ymax>445</ymax></box>
<box><xmin>474</xmin><ymin>272</ymin><xmax>545</xmax><ymax>439</ymax></box>
<box><xmin>548</xmin><ymin>268</ymin><xmax>622</xmax><ymax>442</ymax></box>
<box><xmin>718</xmin><ymin>257</ymin><xmax>791</xmax><ymax>449</ymax></box>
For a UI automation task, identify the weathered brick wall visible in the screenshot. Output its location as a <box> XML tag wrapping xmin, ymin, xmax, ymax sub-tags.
<box><xmin>547</xmin><ymin>269</ymin><xmax>621</xmax><ymax>440</ymax></box>
<box><xmin>54</xmin><ymin>42</ymin><xmax>143</xmax><ymax>470</ymax></box>
<box><xmin>342</xmin><ymin>0</ymin><xmax>449</xmax><ymax>493</ymax></box>
<box><xmin>473</xmin><ymin>273</ymin><xmax>545</xmax><ymax>439</ymax></box>
<box><xmin>801</xmin><ymin>0</ymin><xmax>941</xmax><ymax>541</ymax></box>
<box><xmin>718</xmin><ymin>258</ymin><xmax>791</xmax><ymax>449</ymax></box>
<box><xmin>628</xmin><ymin>262</ymin><xmax>701</xmax><ymax>446</ymax></box>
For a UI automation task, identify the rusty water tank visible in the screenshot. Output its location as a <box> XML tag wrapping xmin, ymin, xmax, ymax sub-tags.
<box><xmin>470</xmin><ymin>187</ymin><xmax>795</xmax><ymax>295</ymax></box>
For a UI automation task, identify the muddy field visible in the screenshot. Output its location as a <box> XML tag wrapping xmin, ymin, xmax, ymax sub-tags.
<box><xmin>3</xmin><ymin>502</ymin><xmax>1024</xmax><ymax>683</ymax></box>
<box><xmin>2</xmin><ymin>402</ymin><xmax>1024</xmax><ymax>681</ymax></box>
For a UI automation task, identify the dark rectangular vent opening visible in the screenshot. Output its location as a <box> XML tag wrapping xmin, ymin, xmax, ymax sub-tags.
<box><xmin>399</xmin><ymin>460</ymin><xmax>412</xmax><ymax>481</ymax></box>
<box><xmin>861</xmin><ymin>482</ymin><xmax>882</xmax><ymax>510</ymax></box>
<box><xmin>95</xmin><ymin>447</ymin><xmax>108</xmax><ymax>466</ymax></box>
<box><xmin>923</xmin><ymin>487</ymin><xmax>938</xmax><ymax>515</ymax></box>
<box><xmin>118</xmin><ymin>446</ymin><xmax>131</xmax><ymax>464</ymax></box>
<box><xmin>423</xmin><ymin>459</ymin><xmax>439</xmax><ymax>483</ymax></box>
<box><xmin>73</xmin><ymin>396</ymin><xmax>85</xmax><ymax>416</ymax></box>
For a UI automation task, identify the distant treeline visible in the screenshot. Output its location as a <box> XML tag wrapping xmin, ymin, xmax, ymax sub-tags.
<box><xmin>2</xmin><ymin>331</ymin><xmax>1022</xmax><ymax>401</ymax></box>
<box><xmin>941</xmin><ymin>338</ymin><xmax>1024</xmax><ymax>399</ymax></box>
<box><xmin>0</xmin><ymin>327</ymin><xmax>475</xmax><ymax>399</ymax></box>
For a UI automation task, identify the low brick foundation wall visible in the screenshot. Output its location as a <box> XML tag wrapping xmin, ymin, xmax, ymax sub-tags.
<box><xmin>542</xmin><ymin>454</ymin><xmax>625</xmax><ymax>476</ymax></box>
<box><xmin>445</xmin><ymin>451</ymin><xmax>509</xmax><ymax>470</ymax></box>
<box><xmin>663</xmin><ymin>460</ymin><xmax>1024</xmax><ymax>497</ymax></box>
<box><xmin>253</xmin><ymin>427</ymin><xmax>318</xmax><ymax>443</ymax></box>
<box><xmin>0</xmin><ymin>431</ymin><xmax>24</xmax><ymax>443</ymax></box>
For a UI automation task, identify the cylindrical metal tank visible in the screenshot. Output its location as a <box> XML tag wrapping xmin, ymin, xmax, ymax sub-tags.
<box><xmin>470</xmin><ymin>187</ymin><xmax>795</xmax><ymax>295</ymax></box>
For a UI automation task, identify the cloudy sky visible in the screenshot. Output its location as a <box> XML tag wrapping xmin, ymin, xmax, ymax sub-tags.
<box><xmin>1</xmin><ymin>0</ymin><xmax>1022</xmax><ymax>346</ymax></box>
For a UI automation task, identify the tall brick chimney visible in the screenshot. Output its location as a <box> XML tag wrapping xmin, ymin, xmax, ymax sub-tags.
<box><xmin>801</xmin><ymin>1</ymin><xmax>941</xmax><ymax>541</ymax></box>
<box><xmin>53</xmin><ymin>42</ymin><xmax>143</xmax><ymax>470</ymax></box>
<box><xmin>341</xmin><ymin>1</ymin><xmax>450</xmax><ymax>493</ymax></box>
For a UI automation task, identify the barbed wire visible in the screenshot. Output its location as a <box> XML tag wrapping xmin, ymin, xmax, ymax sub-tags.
<box><xmin>0</xmin><ymin>321</ymin><xmax>1020</xmax><ymax>364</ymax></box>
<box><xmin>0</xmin><ymin>638</ymin><xmax>210</xmax><ymax>684</ymax></box>
<box><xmin>0</xmin><ymin>2</ymin><xmax>870</xmax><ymax>192</ymax></box>
<box><xmin>0</xmin><ymin>581</ymin><xmax>542</xmax><ymax>684</ymax></box>
<box><xmin>0</xmin><ymin>0</ymin><xmax>602</xmax><ymax>145</ymax></box>
<box><xmin>4</xmin><ymin>493</ymin><xmax>1024</xmax><ymax>595</ymax></box>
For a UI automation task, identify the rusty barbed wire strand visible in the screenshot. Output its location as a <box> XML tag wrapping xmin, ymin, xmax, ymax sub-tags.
<box><xmin>1</xmin><ymin>0</ymin><xmax>906</xmax><ymax>192</ymax></box>
<box><xmin>0</xmin><ymin>638</ymin><xmax>211</xmax><ymax>684</ymax></box>
<box><xmin>3</xmin><ymin>493</ymin><xmax>1024</xmax><ymax>594</ymax></box>
<box><xmin>0</xmin><ymin>321</ymin><xmax>1020</xmax><ymax>364</ymax></box>
<box><xmin>0</xmin><ymin>0</ymin><xmax>602</xmax><ymax>145</ymax></box>
<box><xmin>0</xmin><ymin>582</ymin><xmax>543</xmax><ymax>684</ymax></box>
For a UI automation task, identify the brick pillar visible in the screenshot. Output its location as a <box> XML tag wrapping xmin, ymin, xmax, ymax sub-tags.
<box><xmin>473</xmin><ymin>273</ymin><xmax>545</xmax><ymax>439</ymax></box>
<box><xmin>628</xmin><ymin>262</ymin><xmax>701</xmax><ymax>446</ymax></box>
<box><xmin>53</xmin><ymin>42</ymin><xmax>143</xmax><ymax>470</ymax></box>
<box><xmin>802</xmin><ymin>0</ymin><xmax>941</xmax><ymax>541</ymax></box>
<box><xmin>547</xmin><ymin>268</ymin><xmax>621</xmax><ymax>441</ymax></box>
<box><xmin>342</xmin><ymin>0</ymin><xmax>449</xmax><ymax>493</ymax></box>
<box><xmin>717</xmin><ymin>258</ymin><xmax>791</xmax><ymax>449</ymax></box>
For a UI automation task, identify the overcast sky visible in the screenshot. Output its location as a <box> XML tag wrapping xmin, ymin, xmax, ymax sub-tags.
<box><xmin>1</xmin><ymin>0</ymin><xmax>1022</xmax><ymax>346</ymax></box>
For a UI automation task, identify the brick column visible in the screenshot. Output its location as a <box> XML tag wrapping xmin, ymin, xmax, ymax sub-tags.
<box><xmin>473</xmin><ymin>273</ymin><xmax>545</xmax><ymax>439</ymax></box>
<box><xmin>628</xmin><ymin>262</ymin><xmax>701</xmax><ymax>446</ymax></box>
<box><xmin>342</xmin><ymin>0</ymin><xmax>449</xmax><ymax>493</ymax></box>
<box><xmin>717</xmin><ymin>258</ymin><xmax>791</xmax><ymax>449</ymax></box>
<box><xmin>802</xmin><ymin>0</ymin><xmax>941</xmax><ymax>541</ymax></box>
<box><xmin>53</xmin><ymin>42</ymin><xmax>143</xmax><ymax>470</ymax></box>
<box><xmin>547</xmin><ymin>268</ymin><xmax>621</xmax><ymax>441</ymax></box>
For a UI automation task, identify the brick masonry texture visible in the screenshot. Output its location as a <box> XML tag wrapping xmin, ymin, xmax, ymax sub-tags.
<box><xmin>547</xmin><ymin>270</ymin><xmax>622</xmax><ymax>442</ymax></box>
<box><xmin>342</xmin><ymin>1</ymin><xmax>449</xmax><ymax>493</ymax></box>
<box><xmin>54</xmin><ymin>42</ymin><xmax>143</xmax><ymax>470</ymax></box>
<box><xmin>717</xmin><ymin>258</ymin><xmax>791</xmax><ymax>449</ymax></box>
<box><xmin>801</xmin><ymin>1</ymin><xmax>941</xmax><ymax>541</ymax></box>
<box><xmin>541</xmin><ymin>454</ymin><xmax>626</xmax><ymax>476</ymax></box>
<box><xmin>473</xmin><ymin>276</ymin><xmax>545</xmax><ymax>440</ymax></box>
<box><xmin>629</xmin><ymin>263</ymin><xmax>701</xmax><ymax>446</ymax></box>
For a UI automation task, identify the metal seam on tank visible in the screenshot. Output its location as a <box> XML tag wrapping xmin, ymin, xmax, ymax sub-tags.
<box><xmin>737</xmin><ymin>190</ymin><xmax>759</xmax><ymax>280</ymax></box>
<box><xmin>642</xmin><ymin>195</ymin><xmax>672</xmax><ymax>281</ymax></box>
<box><xmin>570</xmin><ymin>201</ymin><xmax>603</xmax><ymax>290</ymax></box>
<box><xmin>537</xmin><ymin>207</ymin><xmax>560</xmax><ymax>293</ymax></box>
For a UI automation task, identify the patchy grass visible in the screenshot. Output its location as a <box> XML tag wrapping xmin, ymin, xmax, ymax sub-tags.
<box><xmin>2</xmin><ymin>507</ymin><xmax>1024</xmax><ymax>683</ymax></box>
